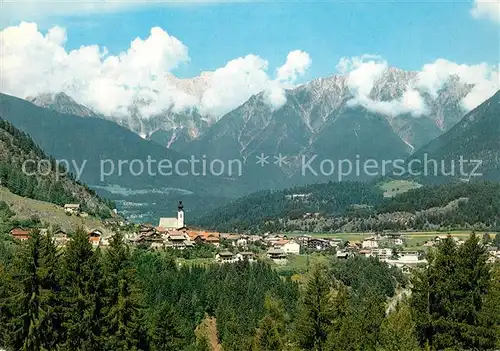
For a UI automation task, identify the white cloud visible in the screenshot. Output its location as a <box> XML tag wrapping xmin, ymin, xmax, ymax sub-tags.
<box><xmin>338</xmin><ymin>55</ymin><xmax>499</xmax><ymax>117</ymax></box>
<box><xmin>349</xmin><ymin>89</ymin><xmax>428</xmax><ymax>117</ymax></box>
<box><xmin>337</xmin><ymin>55</ymin><xmax>423</xmax><ymax>117</ymax></box>
<box><xmin>471</xmin><ymin>0</ymin><xmax>500</xmax><ymax>23</ymax></box>
<box><xmin>0</xmin><ymin>22</ymin><xmax>311</xmax><ymax>119</ymax></box>
<box><xmin>199</xmin><ymin>50</ymin><xmax>311</xmax><ymax>116</ymax></box>
<box><xmin>200</xmin><ymin>54</ymin><xmax>272</xmax><ymax>116</ymax></box>
<box><xmin>276</xmin><ymin>50</ymin><xmax>312</xmax><ymax>84</ymax></box>
<box><xmin>344</xmin><ymin>56</ymin><xmax>388</xmax><ymax>97</ymax></box>
<box><xmin>417</xmin><ymin>59</ymin><xmax>499</xmax><ymax>110</ymax></box>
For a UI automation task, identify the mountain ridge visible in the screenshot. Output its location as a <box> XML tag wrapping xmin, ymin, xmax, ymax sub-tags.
<box><xmin>408</xmin><ymin>89</ymin><xmax>500</xmax><ymax>183</ymax></box>
<box><xmin>0</xmin><ymin>117</ymin><xmax>114</xmax><ymax>217</ymax></box>
<box><xmin>26</xmin><ymin>67</ymin><xmax>474</xmax><ymax>153</ymax></box>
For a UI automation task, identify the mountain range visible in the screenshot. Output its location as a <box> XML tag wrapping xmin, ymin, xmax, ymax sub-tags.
<box><xmin>2</xmin><ymin>66</ymin><xmax>499</xmax><ymax>222</ymax></box>
<box><xmin>29</xmin><ymin>68</ymin><xmax>471</xmax><ymax>151</ymax></box>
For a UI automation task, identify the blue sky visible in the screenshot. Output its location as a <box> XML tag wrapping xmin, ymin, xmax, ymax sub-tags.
<box><xmin>6</xmin><ymin>1</ymin><xmax>499</xmax><ymax>80</ymax></box>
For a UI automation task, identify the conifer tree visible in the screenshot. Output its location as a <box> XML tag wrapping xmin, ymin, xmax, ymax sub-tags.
<box><xmin>195</xmin><ymin>332</ymin><xmax>212</xmax><ymax>351</ymax></box>
<box><xmin>294</xmin><ymin>264</ymin><xmax>333</xmax><ymax>351</ymax></box>
<box><xmin>378</xmin><ymin>300</ymin><xmax>420</xmax><ymax>351</ymax></box>
<box><xmin>149</xmin><ymin>301</ymin><xmax>185</xmax><ymax>351</ymax></box>
<box><xmin>451</xmin><ymin>233</ymin><xmax>496</xmax><ymax>349</ymax></box>
<box><xmin>102</xmin><ymin>232</ymin><xmax>143</xmax><ymax>351</ymax></box>
<box><xmin>38</xmin><ymin>230</ymin><xmax>63</xmax><ymax>349</ymax></box>
<box><xmin>253</xmin><ymin>295</ymin><xmax>287</xmax><ymax>351</ymax></box>
<box><xmin>411</xmin><ymin>237</ymin><xmax>457</xmax><ymax>349</ymax></box>
<box><xmin>411</xmin><ymin>234</ymin><xmax>497</xmax><ymax>350</ymax></box>
<box><xmin>4</xmin><ymin>229</ymin><xmax>61</xmax><ymax>350</ymax></box>
<box><xmin>60</xmin><ymin>227</ymin><xmax>104</xmax><ymax>350</ymax></box>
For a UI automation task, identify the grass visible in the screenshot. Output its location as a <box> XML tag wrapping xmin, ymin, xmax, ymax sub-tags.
<box><xmin>378</xmin><ymin>180</ymin><xmax>422</xmax><ymax>198</ymax></box>
<box><xmin>287</xmin><ymin>232</ymin><xmax>373</xmax><ymax>242</ymax></box>
<box><xmin>176</xmin><ymin>257</ymin><xmax>215</xmax><ymax>267</ymax></box>
<box><xmin>0</xmin><ymin>186</ymin><xmax>113</xmax><ymax>236</ymax></box>
<box><xmin>287</xmin><ymin>230</ymin><xmax>495</xmax><ymax>250</ymax></box>
<box><xmin>273</xmin><ymin>252</ymin><xmax>331</xmax><ymax>275</ymax></box>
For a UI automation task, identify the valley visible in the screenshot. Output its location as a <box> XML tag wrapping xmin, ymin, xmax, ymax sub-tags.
<box><xmin>2</xmin><ymin>78</ymin><xmax>499</xmax><ymax>224</ymax></box>
<box><xmin>1</xmin><ymin>5</ymin><xmax>500</xmax><ymax>349</ymax></box>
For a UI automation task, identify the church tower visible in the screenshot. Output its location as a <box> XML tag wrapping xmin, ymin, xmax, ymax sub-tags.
<box><xmin>177</xmin><ymin>201</ymin><xmax>184</xmax><ymax>228</ymax></box>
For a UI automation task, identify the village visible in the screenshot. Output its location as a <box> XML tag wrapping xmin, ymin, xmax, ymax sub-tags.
<box><xmin>7</xmin><ymin>201</ymin><xmax>500</xmax><ymax>273</ymax></box>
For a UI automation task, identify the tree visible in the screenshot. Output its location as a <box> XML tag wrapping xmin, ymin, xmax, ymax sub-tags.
<box><xmin>411</xmin><ymin>236</ymin><xmax>457</xmax><ymax>349</ymax></box>
<box><xmin>481</xmin><ymin>264</ymin><xmax>500</xmax><ymax>349</ymax></box>
<box><xmin>102</xmin><ymin>232</ymin><xmax>143</xmax><ymax>350</ymax></box>
<box><xmin>3</xmin><ymin>229</ymin><xmax>62</xmax><ymax>350</ymax></box>
<box><xmin>149</xmin><ymin>301</ymin><xmax>185</xmax><ymax>351</ymax></box>
<box><xmin>411</xmin><ymin>234</ymin><xmax>497</xmax><ymax>350</ymax></box>
<box><xmin>494</xmin><ymin>233</ymin><xmax>500</xmax><ymax>248</ymax></box>
<box><xmin>60</xmin><ymin>227</ymin><xmax>105</xmax><ymax>350</ymax></box>
<box><xmin>253</xmin><ymin>295</ymin><xmax>287</xmax><ymax>351</ymax></box>
<box><xmin>482</xmin><ymin>232</ymin><xmax>491</xmax><ymax>245</ymax></box>
<box><xmin>327</xmin><ymin>288</ymin><xmax>385</xmax><ymax>351</ymax></box>
<box><xmin>378</xmin><ymin>300</ymin><xmax>420</xmax><ymax>351</ymax></box>
<box><xmin>195</xmin><ymin>332</ymin><xmax>212</xmax><ymax>351</ymax></box>
<box><xmin>451</xmin><ymin>233</ymin><xmax>496</xmax><ymax>349</ymax></box>
<box><xmin>294</xmin><ymin>264</ymin><xmax>333</xmax><ymax>350</ymax></box>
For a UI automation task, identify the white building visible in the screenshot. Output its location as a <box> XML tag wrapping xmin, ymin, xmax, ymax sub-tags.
<box><xmin>362</xmin><ymin>239</ymin><xmax>379</xmax><ymax>249</ymax></box>
<box><xmin>159</xmin><ymin>201</ymin><xmax>185</xmax><ymax>230</ymax></box>
<box><xmin>282</xmin><ymin>241</ymin><xmax>300</xmax><ymax>254</ymax></box>
<box><xmin>64</xmin><ymin>204</ymin><xmax>80</xmax><ymax>214</ymax></box>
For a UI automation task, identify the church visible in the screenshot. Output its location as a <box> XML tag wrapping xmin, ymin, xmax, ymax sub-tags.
<box><xmin>158</xmin><ymin>201</ymin><xmax>185</xmax><ymax>230</ymax></box>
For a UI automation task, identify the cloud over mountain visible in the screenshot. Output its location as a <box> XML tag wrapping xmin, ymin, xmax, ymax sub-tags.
<box><xmin>336</xmin><ymin>55</ymin><xmax>498</xmax><ymax>117</ymax></box>
<box><xmin>0</xmin><ymin>22</ymin><xmax>311</xmax><ymax>119</ymax></box>
<box><xmin>0</xmin><ymin>22</ymin><xmax>497</xmax><ymax>122</ymax></box>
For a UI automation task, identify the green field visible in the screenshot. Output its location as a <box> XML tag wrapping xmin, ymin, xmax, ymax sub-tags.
<box><xmin>378</xmin><ymin>180</ymin><xmax>422</xmax><ymax>197</ymax></box>
<box><xmin>287</xmin><ymin>230</ymin><xmax>494</xmax><ymax>249</ymax></box>
<box><xmin>0</xmin><ymin>186</ymin><xmax>113</xmax><ymax>235</ymax></box>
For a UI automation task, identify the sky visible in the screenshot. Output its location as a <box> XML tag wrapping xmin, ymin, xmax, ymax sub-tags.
<box><xmin>0</xmin><ymin>0</ymin><xmax>499</xmax><ymax>119</ymax></box>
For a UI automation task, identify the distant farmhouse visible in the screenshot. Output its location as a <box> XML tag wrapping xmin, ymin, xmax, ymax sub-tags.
<box><xmin>9</xmin><ymin>227</ymin><xmax>30</xmax><ymax>241</ymax></box>
<box><xmin>64</xmin><ymin>204</ymin><xmax>80</xmax><ymax>215</ymax></box>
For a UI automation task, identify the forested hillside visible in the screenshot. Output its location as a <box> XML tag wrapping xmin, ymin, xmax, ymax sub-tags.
<box><xmin>407</xmin><ymin>90</ymin><xmax>500</xmax><ymax>183</ymax></box>
<box><xmin>0</xmin><ymin>118</ymin><xmax>114</xmax><ymax>217</ymax></box>
<box><xmin>195</xmin><ymin>180</ymin><xmax>500</xmax><ymax>233</ymax></box>
<box><xmin>193</xmin><ymin>181</ymin><xmax>384</xmax><ymax>232</ymax></box>
<box><xmin>0</xmin><ymin>229</ymin><xmax>498</xmax><ymax>350</ymax></box>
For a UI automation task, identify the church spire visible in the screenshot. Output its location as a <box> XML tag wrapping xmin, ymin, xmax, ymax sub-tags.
<box><xmin>177</xmin><ymin>201</ymin><xmax>184</xmax><ymax>228</ymax></box>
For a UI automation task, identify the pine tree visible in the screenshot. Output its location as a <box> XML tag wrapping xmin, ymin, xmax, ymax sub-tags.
<box><xmin>59</xmin><ymin>228</ymin><xmax>104</xmax><ymax>350</ymax></box>
<box><xmin>294</xmin><ymin>264</ymin><xmax>333</xmax><ymax>351</ymax></box>
<box><xmin>411</xmin><ymin>236</ymin><xmax>457</xmax><ymax>349</ymax></box>
<box><xmin>102</xmin><ymin>232</ymin><xmax>143</xmax><ymax>351</ymax></box>
<box><xmin>253</xmin><ymin>295</ymin><xmax>287</xmax><ymax>351</ymax></box>
<box><xmin>378</xmin><ymin>300</ymin><xmax>420</xmax><ymax>351</ymax></box>
<box><xmin>195</xmin><ymin>332</ymin><xmax>212</xmax><ymax>351</ymax></box>
<box><xmin>411</xmin><ymin>234</ymin><xmax>497</xmax><ymax>350</ymax></box>
<box><xmin>3</xmin><ymin>229</ymin><xmax>62</xmax><ymax>350</ymax></box>
<box><xmin>37</xmin><ymin>230</ymin><xmax>63</xmax><ymax>349</ymax></box>
<box><xmin>149</xmin><ymin>301</ymin><xmax>185</xmax><ymax>351</ymax></box>
<box><xmin>451</xmin><ymin>233</ymin><xmax>496</xmax><ymax>349</ymax></box>
<box><xmin>327</xmin><ymin>288</ymin><xmax>385</xmax><ymax>351</ymax></box>
<box><xmin>481</xmin><ymin>264</ymin><xmax>500</xmax><ymax>349</ymax></box>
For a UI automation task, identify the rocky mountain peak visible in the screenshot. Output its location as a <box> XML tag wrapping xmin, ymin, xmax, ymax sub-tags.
<box><xmin>28</xmin><ymin>92</ymin><xmax>99</xmax><ymax>118</ymax></box>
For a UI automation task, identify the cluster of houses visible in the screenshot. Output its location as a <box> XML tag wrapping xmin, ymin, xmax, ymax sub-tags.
<box><xmin>63</xmin><ymin>203</ymin><xmax>90</xmax><ymax>217</ymax></box>
<box><xmin>8</xmin><ymin>202</ymin><xmax>500</xmax><ymax>271</ymax></box>
<box><xmin>9</xmin><ymin>226</ymin><xmax>105</xmax><ymax>248</ymax></box>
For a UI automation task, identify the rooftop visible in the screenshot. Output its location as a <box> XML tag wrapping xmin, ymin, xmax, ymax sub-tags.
<box><xmin>219</xmin><ymin>251</ymin><xmax>234</xmax><ymax>257</ymax></box>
